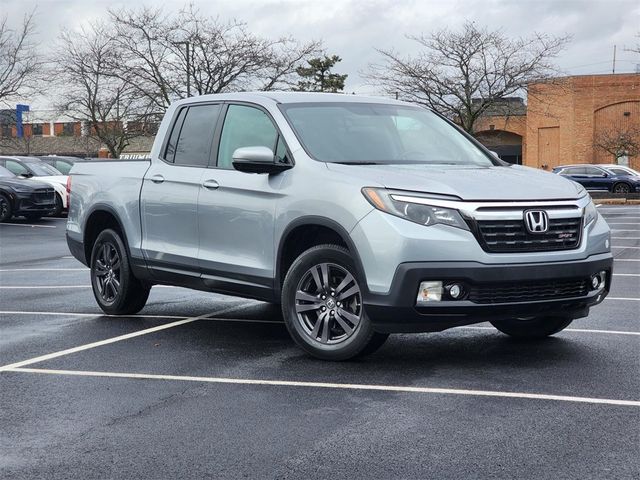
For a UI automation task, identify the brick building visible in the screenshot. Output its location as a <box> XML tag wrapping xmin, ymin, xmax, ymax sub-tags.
<box><xmin>0</xmin><ymin>110</ymin><xmax>156</xmax><ymax>158</ymax></box>
<box><xmin>474</xmin><ymin>73</ymin><xmax>640</xmax><ymax>171</ymax></box>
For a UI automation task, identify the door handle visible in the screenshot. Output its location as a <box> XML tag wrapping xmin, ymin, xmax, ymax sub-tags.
<box><xmin>150</xmin><ymin>174</ymin><xmax>165</xmax><ymax>184</ymax></box>
<box><xmin>202</xmin><ymin>179</ymin><xmax>219</xmax><ymax>190</ymax></box>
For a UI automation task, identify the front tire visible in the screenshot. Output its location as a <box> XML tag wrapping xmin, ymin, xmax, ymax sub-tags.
<box><xmin>0</xmin><ymin>194</ymin><xmax>12</xmax><ymax>222</ymax></box>
<box><xmin>49</xmin><ymin>193</ymin><xmax>63</xmax><ymax>217</ymax></box>
<box><xmin>282</xmin><ymin>244</ymin><xmax>388</xmax><ymax>360</ymax></box>
<box><xmin>491</xmin><ymin>316</ymin><xmax>573</xmax><ymax>339</ymax></box>
<box><xmin>90</xmin><ymin>229</ymin><xmax>150</xmax><ymax>315</ymax></box>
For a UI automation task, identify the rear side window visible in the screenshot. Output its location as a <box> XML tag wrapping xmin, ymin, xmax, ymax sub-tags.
<box><xmin>164</xmin><ymin>108</ymin><xmax>188</xmax><ymax>163</ymax></box>
<box><xmin>584</xmin><ymin>167</ymin><xmax>604</xmax><ymax>176</ymax></box>
<box><xmin>217</xmin><ymin>105</ymin><xmax>278</xmax><ymax>169</ymax></box>
<box><xmin>166</xmin><ymin>104</ymin><xmax>222</xmax><ymax>167</ymax></box>
<box><xmin>562</xmin><ymin>167</ymin><xmax>586</xmax><ymax>175</ymax></box>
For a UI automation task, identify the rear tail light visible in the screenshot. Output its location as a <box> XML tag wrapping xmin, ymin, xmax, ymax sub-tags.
<box><xmin>66</xmin><ymin>176</ymin><xmax>71</xmax><ymax>206</ymax></box>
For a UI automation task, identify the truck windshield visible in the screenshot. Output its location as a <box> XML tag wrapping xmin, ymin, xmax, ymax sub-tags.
<box><xmin>279</xmin><ymin>102</ymin><xmax>499</xmax><ymax>166</ymax></box>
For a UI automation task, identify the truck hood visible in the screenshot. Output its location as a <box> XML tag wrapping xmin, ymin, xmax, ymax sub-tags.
<box><xmin>325</xmin><ymin>163</ymin><xmax>584</xmax><ymax>201</ymax></box>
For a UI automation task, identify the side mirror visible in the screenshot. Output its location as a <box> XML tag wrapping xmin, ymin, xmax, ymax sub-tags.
<box><xmin>232</xmin><ymin>146</ymin><xmax>292</xmax><ymax>174</ymax></box>
<box><xmin>19</xmin><ymin>172</ymin><xmax>33</xmax><ymax>178</ymax></box>
<box><xmin>489</xmin><ymin>150</ymin><xmax>500</xmax><ymax>159</ymax></box>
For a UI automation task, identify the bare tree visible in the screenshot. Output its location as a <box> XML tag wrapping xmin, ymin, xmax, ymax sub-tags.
<box><xmin>594</xmin><ymin>124</ymin><xmax>640</xmax><ymax>161</ymax></box>
<box><xmin>0</xmin><ymin>9</ymin><xmax>42</xmax><ymax>106</ymax></box>
<box><xmin>364</xmin><ymin>22</ymin><xmax>569</xmax><ymax>133</ymax></box>
<box><xmin>54</xmin><ymin>23</ymin><xmax>150</xmax><ymax>158</ymax></box>
<box><xmin>108</xmin><ymin>5</ymin><xmax>323</xmax><ymax>114</ymax></box>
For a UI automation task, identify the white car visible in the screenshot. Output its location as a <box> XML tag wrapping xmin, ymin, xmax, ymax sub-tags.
<box><xmin>0</xmin><ymin>156</ymin><xmax>68</xmax><ymax>215</ymax></box>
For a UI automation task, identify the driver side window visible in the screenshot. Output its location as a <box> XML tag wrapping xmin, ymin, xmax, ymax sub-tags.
<box><xmin>216</xmin><ymin>105</ymin><xmax>278</xmax><ymax>169</ymax></box>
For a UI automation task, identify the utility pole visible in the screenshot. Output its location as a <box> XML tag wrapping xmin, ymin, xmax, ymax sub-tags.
<box><xmin>175</xmin><ymin>41</ymin><xmax>191</xmax><ymax>97</ymax></box>
<box><xmin>612</xmin><ymin>45</ymin><xmax>616</xmax><ymax>74</ymax></box>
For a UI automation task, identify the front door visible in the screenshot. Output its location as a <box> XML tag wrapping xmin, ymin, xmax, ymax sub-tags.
<box><xmin>141</xmin><ymin>103</ymin><xmax>222</xmax><ymax>277</ymax></box>
<box><xmin>197</xmin><ymin>103</ymin><xmax>289</xmax><ymax>298</ymax></box>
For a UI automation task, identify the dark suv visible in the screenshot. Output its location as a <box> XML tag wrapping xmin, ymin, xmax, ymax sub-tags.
<box><xmin>553</xmin><ymin>164</ymin><xmax>640</xmax><ymax>194</ymax></box>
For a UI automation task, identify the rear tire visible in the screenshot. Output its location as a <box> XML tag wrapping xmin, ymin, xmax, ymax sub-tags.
<box><xmin>491</xmin><ymin>316</ymin><xmax>573</xmax><ymax>339</ymax></box>
<box><xmin>282</xmin><ymin>244</ymin><xmax>388</xmax><ymax>361</ymax></box>
<box><xmin>90</xmin><ymin>229</ymin><xmax>150</xmax><ymax>315</ymax></box>
<box><xmin>613</xmin><ymin>182</ymin><xmax>631</xmax><ymax>194</ymax></box>
<box><xmin>0</xmin><ymin>194</ymin><xmax>12</xmax><ymax>222</ymax></box>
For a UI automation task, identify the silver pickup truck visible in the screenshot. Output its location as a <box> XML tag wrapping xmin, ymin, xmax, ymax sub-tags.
<box><xmin>67</xmin><ymin>92</ymin><xmax>613</xmax><ymax>360</ymax></box>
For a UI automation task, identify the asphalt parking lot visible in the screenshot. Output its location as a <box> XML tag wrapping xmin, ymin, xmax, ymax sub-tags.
<box><xmin>0</xmin><ymin>206</ymin><xmax>638</xmax><ymax>479</ymax></box>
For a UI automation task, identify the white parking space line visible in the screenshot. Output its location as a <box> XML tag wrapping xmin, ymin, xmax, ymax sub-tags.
<box><xmin>0</xmin><ymin>223</ymin><xmax>57</xmax><ymax>229</ymax></box>
<box><xmin>0</xmin><ymin>311</ymin><xmax>187</xmax><ymax>319</ymax></box>
<box><xmin>605</xmin><ymin>297</ymin><xmax>640</xmax><ymax>301</ymax></box>
<box><xmin>612</xmin><ymin>246</ymin><xmax>640</xmax><ymax>249</ymax></box>
<box><xmin>611</xmin><ymin>237</ymin><xmax>640</xmax><ymax>240</ymax></box>
<box><xmin>0</xmin><ymin>268</ymin><xmax>88</xmax><ymax>272</ymax></box>
<box><xmin>4</xmin><ymin>367</ymin><xmax>639</xmax><ymax>407</ymax></box>
<box><xmin>615</xmin><ymin>259</ymin><xmax>640</xmax><ymax>262</ymax></box>
<box><xmin>0</xmin><ymin>316</ymin><xmax>208</xmax><ymax>372</ymax></box>
<box><xmin>0</xmin><ymin>303</ymin><xmax>257</xmax><ymax>372</ymax></box>
<box><xmin>0</xmin><ymin>285</ymin><xmax>177</xmax><ymax>289</ymax></box>
<box><xmin>612</xmin><ymin>273</ymin><xmax>640</xmax><ymax>276</ymax></box>
<box><xmin>607</xmin><ymin>223</ymin><xmax>640</xmax><ymax>225</ymax></box>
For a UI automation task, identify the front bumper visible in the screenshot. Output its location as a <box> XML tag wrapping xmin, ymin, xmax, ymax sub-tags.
<box><xmin>365</xmin><ymin>253</ymin><xmax>613</xmax><ymax>333</ymax></box>
<box><xmin>13</xmin><ymin>192</ymin><xmax>56</xmax><ymax>216</ymax></box>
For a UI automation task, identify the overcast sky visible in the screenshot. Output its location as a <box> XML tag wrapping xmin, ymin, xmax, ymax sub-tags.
<box><xmin>2</xmin><ymin>0</ymin><xmax>639</xmax><ymax>104</ymax></box>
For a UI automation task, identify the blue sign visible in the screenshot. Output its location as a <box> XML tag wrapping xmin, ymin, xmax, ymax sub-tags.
<box><xmin>16</xmin><ymin>104</ymin><xmax>30</xmax><ymax>138</ymax></box>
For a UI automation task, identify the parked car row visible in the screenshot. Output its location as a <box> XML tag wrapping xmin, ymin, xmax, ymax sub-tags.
<box><xmin>0</xmin><ymin>166</ymin><xmax>58</xmax><ymax>222</ymax></box>
<box><xmin>553</xmin><ymin>164</ymin><xmax>640</xmax><ymax>193</ymax></box>
<box><xmin>0</xmin><ymin>155</ymin><xmax>74</xmax><ymax>222</ymax></box>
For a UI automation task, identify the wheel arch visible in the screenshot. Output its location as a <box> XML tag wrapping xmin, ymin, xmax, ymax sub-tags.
<box><xmin>612</xmin><ymin>181</ymin><xmax>632</xmax><ymax>192</ymax></box>
<box><xmin>275</xmin><ymin>216</ymin><xmax>368</xmax><ymax>298</ymax></box>
<box><xmin>82</xmin><ymin>204</ymin><xmax>131</xmax><ymax>266</ymax></box>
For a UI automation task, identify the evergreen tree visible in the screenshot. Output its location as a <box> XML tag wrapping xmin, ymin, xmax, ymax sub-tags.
<box><xmin>295</xmin><ymin>55</ymin><xmax>347</xmax><ymax>92</ymax></box>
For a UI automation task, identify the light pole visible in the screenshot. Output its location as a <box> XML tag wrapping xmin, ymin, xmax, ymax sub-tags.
<box><xmin>175</xmin><ymin>41</ymin><xmax>191</xmax><ymax>97</ymax></box>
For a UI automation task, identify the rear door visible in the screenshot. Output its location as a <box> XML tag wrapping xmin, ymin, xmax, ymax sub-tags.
<box><xmin>140</xmin><ymin>103</ymin><xmax>222</xmax><ymax>278</ymax></box>
<box><xmin>197</xmin><ymin>103</ymin><xmax>289</xmax><ymax>298</ymax></box>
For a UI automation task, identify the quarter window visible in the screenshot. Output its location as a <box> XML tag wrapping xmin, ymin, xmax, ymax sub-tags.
<box><xmin>217</xmin><ymin>105</ymin><xmax>278</xmax><ymax>169</ymax></box>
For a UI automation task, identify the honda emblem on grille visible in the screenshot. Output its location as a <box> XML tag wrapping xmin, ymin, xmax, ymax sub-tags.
<box><xmin>524</xmin><ymin>210</ymin><xmax>549</xmax><ymax>233</ymax></box>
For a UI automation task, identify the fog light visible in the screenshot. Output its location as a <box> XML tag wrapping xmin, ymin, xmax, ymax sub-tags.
<box><xmin>417</xmin><ymin>281</ymin><xmax>442</xmax><ymax>303</ymax></box>
<box><xmin>448</xmin><ymin>283</ymin><xmax>463</xmax><ymax>299</ymax></box>
<box><xmin>590</xmin><ymin>271</ymin><xmax>606</xmax><ymax>291</ymax></box>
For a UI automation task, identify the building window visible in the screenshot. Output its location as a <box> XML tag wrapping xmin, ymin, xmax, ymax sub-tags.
<box><xmin>61</xmin><ymin>122</ymin><xmax>75</xmax><ymax>136</ymax></box>
<box><xmin>0</xmin><ymin>124</ymin><xmax>11</xmax><ymax>138</ymax></box>
<box><xmin>32</xmin><ymin>123</ymin><xmax>43</xmax><ymax>136</ymax></box>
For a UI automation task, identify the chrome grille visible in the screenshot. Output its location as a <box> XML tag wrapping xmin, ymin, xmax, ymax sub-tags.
<box><xmin>474</xmin><ymin>217</ymin><xmax>582</xmax><ymax>253</ymax></box>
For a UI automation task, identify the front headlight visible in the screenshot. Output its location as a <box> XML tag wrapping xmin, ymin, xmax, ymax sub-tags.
<box><xmin>362</xmin><ymin>187</ymin><xmax>469</xmax><ymax>230</ymax></box>
<box><xmin>584</xmin><ymin>199</ymin><xmax>598</xmax><ymax>226</ymax></box>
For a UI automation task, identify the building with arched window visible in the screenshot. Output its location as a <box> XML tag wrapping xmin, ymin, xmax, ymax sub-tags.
<box><xmin>474</xmin><ymin>74</ymin><xmax>640</xmax><ymax>171</ymax></box>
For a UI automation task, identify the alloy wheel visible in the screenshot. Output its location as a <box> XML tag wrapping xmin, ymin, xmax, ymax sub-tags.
<box><xmin>0</xmin><ymin>197</ymin><xmax>9</xmax><ymax>221</ymax></box>
<box><xmin>93</xmin><ymin>242</ymin><xmax>121</xmax><ymax>303</ymax></box>
<box><xmin>614</xmin><ymin>183</ymin><xmax>630</xmax><ymax>194</ymax></box>
<box><xmin>294</xmin><ymin>262</ymin><xmax>362</xmax><ymax>344</ymax></box>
